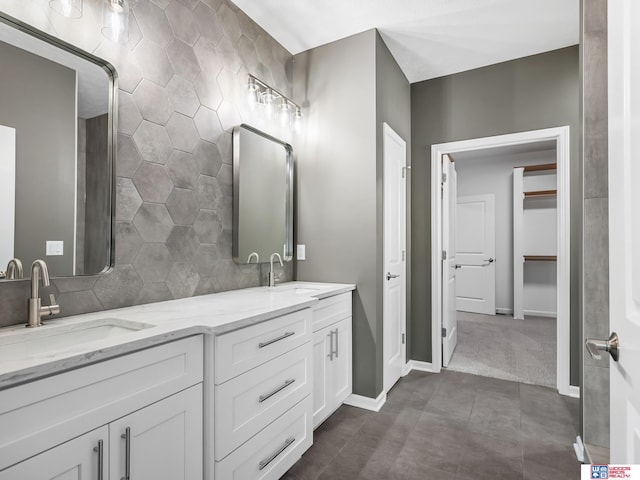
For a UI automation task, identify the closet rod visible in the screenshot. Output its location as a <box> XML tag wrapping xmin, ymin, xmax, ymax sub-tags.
<box><xmin>519</xmin><ymin>163</ymin><xmax>557</xmax><ymax>172</ymax></box>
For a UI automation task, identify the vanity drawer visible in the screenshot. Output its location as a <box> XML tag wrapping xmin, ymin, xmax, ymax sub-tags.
<box><xmin>215</xmin><ymin>308</ymin><xmax>312</xmax><ymax>384</ymax></box>
<box><xmin>215</xmin><ymin>342</ymin><xmax>312</xmax><ymax>460</ymax></box>
<box><xmin>0</xmin><ymin>335</ymin><xmax>203</xmax><ymax>471</ymax></box>
<box><xmin>312</xmin><ymin>292</ymin><xmax>351</xmax><ymax>332</ymax></box>
<box><xmin>215</xmin><ymin>396</ymin><xmax>312</xmax><ymax>480</ymax></box>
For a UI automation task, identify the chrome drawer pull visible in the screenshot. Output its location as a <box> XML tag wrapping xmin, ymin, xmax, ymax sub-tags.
<box><xmin>258</xmin><ymin>331</ymin><xmax>295</xmax><ymax>348</ymax></box>
<box><xmin>259</xmin><ymin>379</ymin><xmax>295</xmax><ymax>403</ymax></box>
<box><xmin>258</xmin><ymin>437</ymin><xmax>296</xmax><ymax>471</ymax></box>
<box><xmin>93</xmin><ymin>440</ymin><xmax>104</xmax><ymax>480</ymax></box>
<box><xmin>121</xmin><ymin>427</ymin><xmax>131</xmax><ymax>480</ymax></box>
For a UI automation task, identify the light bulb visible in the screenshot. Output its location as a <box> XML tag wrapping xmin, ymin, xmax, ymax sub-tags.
<box><xmin>279</xmin><ymin>101</ymin><xmax>291</xmax><ymax>126</ymax></box>
<box><xmin>49</xmin><ymin>0</ymin><xmax>83</xmax><ymax>18</ymax></box>
<box><xmin>247</xmin><ymin>77</ymin><xmax>259</xmax><ymax>107</ymax></box>
<box><xmin>294</xmin><ymin>106</ymin><xmax>303</xmax><ymax>132</ymax></box>
<box><xmin>261</xmin><ymin>89</ymin><xmax>276</xmax><ymax>119</ymax></box>
<box><xmin>102</xmin><ymin>0</ymin><xmax>129</xmax><ymax>43</ymax></box>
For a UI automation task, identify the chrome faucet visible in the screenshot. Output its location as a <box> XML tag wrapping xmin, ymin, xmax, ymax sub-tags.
<box><xmin>6</xmin><ymin>258</ymin><xmax>24</xmax><ymax>279</ymax></box>
<box><xmin>27</xmin><ymin>260</ymin><xmax>60</xmax><ymax>328</ymax></box>
<box><xmin>247</xmin><ymin>252</ymin><xmax>260</xmax><ymax>264</ymax></box>
<box><xmin>269</xmin><ymin>253</ymin><xmax>283</xmax><ymax>287</ymax></box>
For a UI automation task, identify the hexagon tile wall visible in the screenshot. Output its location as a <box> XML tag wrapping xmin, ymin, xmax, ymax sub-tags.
<box><xmin>0</xmin><ymin>0</ymin><xmax>294</xmax><ymax>327</ymax></box>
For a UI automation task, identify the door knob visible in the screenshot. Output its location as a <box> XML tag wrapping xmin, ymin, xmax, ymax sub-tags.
<box><xmin>585</xmin><ymin>332</ymin><xmax>619</xmax><ymax>362</ymax></box>
<box><xmin>386</xmin><ymin>272</ymin><xmax>400</xmax><ymax>281</ymax></box>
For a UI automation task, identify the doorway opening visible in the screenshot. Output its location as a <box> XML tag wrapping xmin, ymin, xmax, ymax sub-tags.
<box><xmin>431</xmin><ymin>127</ymin><xmax>574</xmax><ymax>396</ymax></box>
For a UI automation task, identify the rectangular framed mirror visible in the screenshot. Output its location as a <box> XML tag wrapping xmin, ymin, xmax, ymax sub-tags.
<box><xmin>0</xmin><ymin>12</ymin><xmax>116</xmax><ymax>280</ymax></box>
<box><xmin>232</xmin><ymin>124</ymin><xmax>293</xmax><ymax>264</ymax></box>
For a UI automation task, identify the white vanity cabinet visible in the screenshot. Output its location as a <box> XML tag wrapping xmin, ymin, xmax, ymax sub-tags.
<box><xmin>311</xmin><ymin>292</ymin><xmax>353</xmax><ymax>429</ymax></box>
<box><xmin>0</xmin><ymin>336</ymin><xmax>204</xmax><ymax>480</ymax></box>
<box><xmin>212</xmin><ymin>308</ymin><xmax>314</xmax><ymax>480</ymax></box>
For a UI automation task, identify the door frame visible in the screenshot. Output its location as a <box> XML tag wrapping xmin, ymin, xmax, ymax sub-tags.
<box><xmin>382</xmin><ymin>122</ymin><xmax>407</xmax><ymax>394</ymax></box>
<box><xmin>430</xmin><ymin>126</ymin><xmax>574</xmax><ymax>396</ymax></box>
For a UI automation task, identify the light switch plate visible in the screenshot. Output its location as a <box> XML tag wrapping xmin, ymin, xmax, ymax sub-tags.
<box><xmin>297</xmin><ymin>244</ymin><xmax>306</xmax><ymax>260</ymax></box>
<box><xmin>46</xmin><ymin>240</ymin><xmax>64</xmax><ymax>256</ymax></box>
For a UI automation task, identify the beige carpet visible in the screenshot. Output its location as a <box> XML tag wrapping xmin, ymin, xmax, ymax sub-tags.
<box><xmin>446</xmin><ymin>311</ymin><xmax>556</xmax><ymax>388</ymax></box>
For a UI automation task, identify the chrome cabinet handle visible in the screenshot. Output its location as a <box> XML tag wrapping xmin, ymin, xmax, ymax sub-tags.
<box><xmin>259</xmin><ymin>379</ymin><xmax>295</xmax><ymax>403</ymax></box>
<box><xmin>258</xmin><ymin>437</ymin><xmax>295</xmax><ymax>471</ymax></box>
<box><xmin>93</xmin><ymin>440</ymin><xmax>104</xmax><ymax>480</ymax></box>
<box><xmin>121</xmin><ymin>427</ymin><xmax>131</xmax><ymax>480</ymax></box>
<box><xmin>334</xmin><ymin>328</ymin><xmax>339</xmax><ymax>358</ymax></box>
<box><xmin>327</xmin><ymin>331</ymin><xmax>334</xmax><ymax>360</ymax></box>
<box><xmin>386</xmin><ymin>272</ymin><xmax>400</xmax><ymax>281</ymax></box>
<box><xmin>585</xmin><ymin>332</ymin><xmax>619</xmax><ymax>362</ymax></box>
<box><xmin>259</xmin><ymin>331</ymin><xmax>295</xmax><ymax>348</ymax></box>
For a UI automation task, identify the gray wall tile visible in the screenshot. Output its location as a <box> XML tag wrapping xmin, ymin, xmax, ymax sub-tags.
<box><xmin>0</xmin><ymin>0</ymin><xmax>292</xmax><ymax>325</ymax></box>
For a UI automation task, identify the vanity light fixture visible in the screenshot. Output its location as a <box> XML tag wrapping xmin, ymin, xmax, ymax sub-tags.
<box><xmin>101</xmin><ymin>0</ymin><xmax>130</xmax><ymax>43</ymax></box>
<box><xmin>247</xmin><ymin>74</ymin><xmax>303</xmax><ymax>128</ymax></box>
<box><xmin>49</xmin><ymin>0</ymin><xmax>83</xmax><ymax>18</ymax></box>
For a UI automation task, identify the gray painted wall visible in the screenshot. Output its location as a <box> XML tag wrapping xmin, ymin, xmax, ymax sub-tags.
<box><xmin>293</xmin><ymin>30</ymin><xmax>410</xmax><ymax>399</ymax></box>
<box><xmin>0</xmin><ymin>40</ymin><xmax>76</xmax><ymax>276</ymax></box>
<box><xmin>410</xmin><ymin>46</ymin><xmax>581</xmax><ymax>385</ymax></box>
<box><xmin>293</xmin><ymin>30</ymin><xmax>379</xmax><ymax>397</ymax></box>
<box><xmin>0</xmin><ymin>0</ymin><xmax>293</xmax><ymax>327</ymax></box>
<box><xmin>581</xmin><ymin>0</ymin><xmax>609</xmax><ymax>451</ymax></box>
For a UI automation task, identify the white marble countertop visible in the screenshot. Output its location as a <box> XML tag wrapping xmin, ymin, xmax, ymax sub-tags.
<box><xmin>0</xmin><ymin>281</ymin><xmax>355</xmax><ymax>390</ymax></box>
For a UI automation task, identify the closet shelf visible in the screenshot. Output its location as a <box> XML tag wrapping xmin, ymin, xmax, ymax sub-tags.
<box><xmin>519</xmin><ymin>163</ymin><xmax>557</xmax><ymax>172</ymax></box>
<box><xmin>524</xmin><ymin>189</ymin><xmax>557</xmax><ymax>198</ymax></box>
<box><xmin>524</xmin><ymin>255</ymin><xmax>557</xmax><ymax>262</ymax></box>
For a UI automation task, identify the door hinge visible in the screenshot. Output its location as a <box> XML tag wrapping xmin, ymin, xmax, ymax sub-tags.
<box><xmin>402</xmin><ymin>333</ymin><xmax>405</xmax><ymax>345</ymax></box>
<box><xmin>442</xmin><ymin>327</ymin><xmax>447</xmax><ymax>338</ymax></box>
<box><xmin>442</xmin><ymin>172</ymin><xmax>447</xmax><ymax>183</ymax></box>
<box><xmin>442</xmin><ymin>250</ymin><xmax>447</xmax><ymax>261</ymax></box>
<box><xmin>402</xmin><ymin>250</ymin><xmax>405</xmax><ymax>261</ymax></box>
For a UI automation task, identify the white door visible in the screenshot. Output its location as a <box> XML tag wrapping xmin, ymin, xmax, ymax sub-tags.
<box><xmin>109</xmin><ymin>385</ymin><xmax>203</xmax><ymax>480</ymax></box>
<box><xmin>442</xmin><ymin>155</ymin><xmax>458</xmax><ymax>367</ymax></box>
<box><xmin>0</xmin><ymin>426</ymin><xmax>108</xmax><ymax>480</ymax></box>
<box><xmin>0</xmin><ymin>125</ymin><xmax>16</xmax><ymax>265</ymax></box>
<box><xmin>383</xmin><ymin>123</ymin><xmax>407</xmax><ymax>393</ymax></box>
<box><xmin>608</xmin><ymin>0</ymin><xmax>640</xmax><ymax>463</ymax></box>
<box><xmin>455</xmin><ymin>194</ymin><xmax>496</xmax><ymax>315</ymax></box>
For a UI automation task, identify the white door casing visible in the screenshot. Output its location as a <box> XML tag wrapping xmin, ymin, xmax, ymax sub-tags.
<box><xmin>383</xmin><ymin>123</ymin><xmax>407</xmax><ymax>393</ymax></box>
<box><xmin>442</xmin><ymin>155</ymin><xmax>458</xmax><ymax>367</ymax></box>
<box><xmin>455</xmin><ymin>194</ymin><xmax>496</xmax><ymax>315</ymax></box>
<box><xmin>0</xmin><ymin>125</ymin><xmax>16</xmax><ymax>265</ymax></box>
<box><xmin>431</xmin><ymin>127</ymin><xmax>572</xmax><ymax>396</ymax></box>
<box><xmin>608</xmin><ymin>0</ymin><xmax>640</xmax><ymax>462</ymax></box>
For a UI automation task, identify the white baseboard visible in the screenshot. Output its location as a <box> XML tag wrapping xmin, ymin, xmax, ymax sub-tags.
<box><xmin>573</xmin><ymin>435</ymin><xmax>585</xmax><ymax>462</ymax></box>
<box><xmin>496</xmin><ymin>308</ymin><xmax>513</xmax><ymax>315</ymax></box>
<box><xmin>523</xmin><ymin>309</ymin><xmax>557</xmax><ymax>318</ymax></box>
<box><xmin>402</xmin><ymin>362</ymin><xmax>412</xmax><ymax>376</ymax></box>
<box><xmin>344</xmin><ymin>391</ymin><xmax>386</xmax><ymax>412</ymax></box>
<box><xmin>408</xmin><ymin>360</ymin><xmax>437</xmax><ymax>373</ymax></box>
<box><xmin>567</xmin><ymin>385</ymin><xmax>580</xmax><ymax>398</ymax></box>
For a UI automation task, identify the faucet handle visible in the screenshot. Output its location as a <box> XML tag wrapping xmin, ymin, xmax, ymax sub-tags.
<box><xmin>47</xmin><ymin>293</ymin><xmax>61</xmax><ymax>316</ymax></box>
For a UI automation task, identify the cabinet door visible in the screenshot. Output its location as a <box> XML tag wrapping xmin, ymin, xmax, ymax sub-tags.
<box><xmin>331</xmin><ymin>317</ymin><xmax>352</xmax><ymax>407</ymax></box>
<box><xmin>0</xmin><ymin>426</ymin><xmax>108</xmax><ymax>480</ymax></box>
<box><xmin>109</xmin><ymin>385</ymin><xmax>203</xmax><ymax>480</ymax></box>
<box><xmin>312</xmin><ymin>327</ymin><xmax>332</xmax><ymax>429</ymax></box>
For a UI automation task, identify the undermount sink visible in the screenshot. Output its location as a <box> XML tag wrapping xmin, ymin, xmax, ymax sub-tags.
<box><xmin>0</xmin><ymin>318</ymin><xmax>153</xmax><ymax>362</ymax></box>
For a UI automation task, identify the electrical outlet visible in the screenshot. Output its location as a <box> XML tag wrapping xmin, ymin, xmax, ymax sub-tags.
<box><xmin>297</xmin><ymin>244</ymin><xmax>306</xmax><ymax>260</ymax></box>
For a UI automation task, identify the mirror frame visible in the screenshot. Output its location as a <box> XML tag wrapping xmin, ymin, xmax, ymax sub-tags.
<box><xmin>232</xmin><ymin>124</ymin><xmax>294</xmax><ymax>264</ymax></box>
<box><xmin>0</xmin><ymin>10</ymin><xmax>118</xmax><ymax>279</ymax></box>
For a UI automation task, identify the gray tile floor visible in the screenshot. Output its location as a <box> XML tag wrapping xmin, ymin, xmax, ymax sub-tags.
<box><xmin>284</xmin><ymin>370</ymin><xmax>581</xmax><ymax>480</ymax></box>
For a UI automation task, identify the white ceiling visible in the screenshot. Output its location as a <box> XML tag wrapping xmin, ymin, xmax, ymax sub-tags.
<box><xmin>232</xmin><ymin>0</ymin><xmax>580</xmax><ymax>83</ymax></box>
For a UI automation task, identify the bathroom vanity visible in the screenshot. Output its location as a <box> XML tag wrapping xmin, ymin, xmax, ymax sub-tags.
<box><xmin>0</xmin><ymin>282</ymin><xmax>354</xmax><ymax>480</ymax></box>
